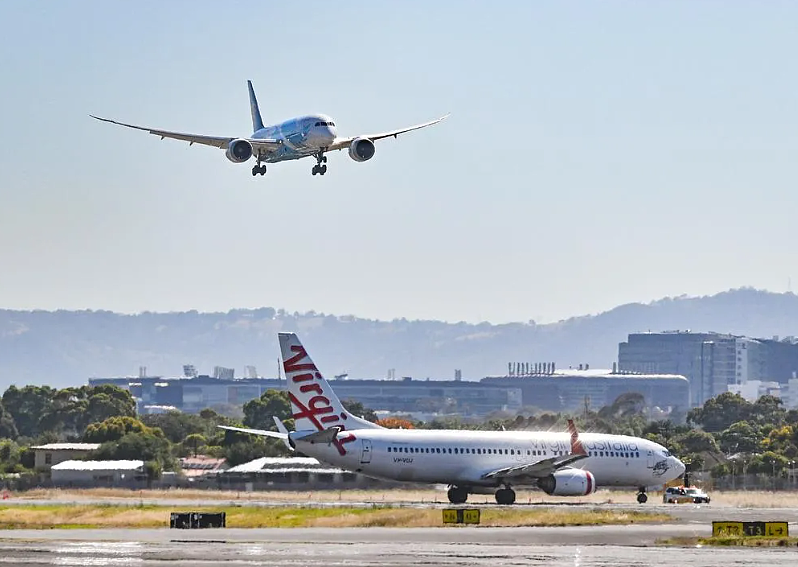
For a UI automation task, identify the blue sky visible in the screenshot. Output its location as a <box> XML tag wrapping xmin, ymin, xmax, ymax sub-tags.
<box><xmin>1</xmin><ymin>2</ymin><xmax>797</xmax><ymax>324</ymax></box>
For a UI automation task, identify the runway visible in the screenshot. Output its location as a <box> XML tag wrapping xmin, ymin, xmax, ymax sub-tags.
<box><xmin>0</xmin><ymin>526</ymin><xmax>796</xmax><ymax>566</ymax></box>
<box><xmin>2</xmin><ymin>500</ymin><xmax>796</xmax><ymax>565</ymax></box>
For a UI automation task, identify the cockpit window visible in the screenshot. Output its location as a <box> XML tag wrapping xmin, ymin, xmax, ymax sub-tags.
<box><xmin>314</xmin><ymin>121</ymin><xmax>335</xmax><ymax>127</ymax></box>
<box><xmin>663</xmin><ymin>450</ymin><xmax>671</xmax><ymax>457</ymax></box>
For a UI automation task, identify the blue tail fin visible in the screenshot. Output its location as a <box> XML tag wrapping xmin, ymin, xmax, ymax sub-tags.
<box><xmin>247</xmin><ymin>80</ymin><xmax>264</xmax><ymax>133</ymax></box>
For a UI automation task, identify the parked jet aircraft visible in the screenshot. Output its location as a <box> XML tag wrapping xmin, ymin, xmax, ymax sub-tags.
<box><xmin>221</xmin><ymin>333</ymin><xmax>686</xmax><ymax>505</ymax></box>
<box><xmin>91</xmin><ymin>81</ymin><xmax>448</xmax><ymax>177</ymax></box>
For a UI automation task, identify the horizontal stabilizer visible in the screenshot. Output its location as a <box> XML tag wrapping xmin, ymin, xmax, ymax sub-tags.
<box><xmin>217</xmin><ymin>424</ymin><xmax>288</xmax><ymax>439</ymax></box>
<box><xmin>294</xmin><ymin>426</ymin><xmax>341</xmax><ymax>445</ymax></box>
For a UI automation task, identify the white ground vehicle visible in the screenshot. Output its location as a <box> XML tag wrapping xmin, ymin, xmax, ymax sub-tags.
<box><xmin>663</xmin><ymin>486</ymin><xmax>710</xmax><ymax>503</ymax></box>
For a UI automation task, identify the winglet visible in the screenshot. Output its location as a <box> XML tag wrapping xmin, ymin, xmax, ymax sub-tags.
<box><xmin>273</xmin><ymin>416</ymin><xmax>292</xmax><ymax>451</ymax></box>
<box><xmin>247</xmin><ymin>80</ymin><xmax>265</xmax><ymax>133</ymax></box>
<box><xmin>567</xmin><ymin>419</ymin><xmax>587</xmax><ymax>456</ymax></box>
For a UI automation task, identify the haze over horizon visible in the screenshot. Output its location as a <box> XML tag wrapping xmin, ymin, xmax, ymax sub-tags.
<box><xmin>2</xmin><ymin>3</ymin><xmax>797</xmax><ymax>325</ymax></box>
<box><xmin>0</xmin><ymin>286</ymin><xmax>791</xmax><ymax>326</ymax></box>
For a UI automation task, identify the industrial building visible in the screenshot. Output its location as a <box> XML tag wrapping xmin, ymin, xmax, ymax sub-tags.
<box><xmin>31</xmin><ymin>443</ymin><xmax>101</xmax><ymax>471</ymax></box>
<box><xmin>217</xmin><ymin>457</ymin><xmax>402</xmax><ymax>491</ymax></box>
<box><xmin>618</xmin><ymin>332</ymin><xmax>798</xmax><ymax>406</ymax></box>
<box><xmin>50</xmin><ymin>460</ymin><xmax>146</xmax><ymax>488</ymax></box>
<box><xmin>481</xmin><ymin>365</ymin><xmax>689</xmax><ymax>414</ymax></box>
<box><xmin>88</xmin><ymin>374</ymin><xmax>523</xmax><ymax>418</ymax></box>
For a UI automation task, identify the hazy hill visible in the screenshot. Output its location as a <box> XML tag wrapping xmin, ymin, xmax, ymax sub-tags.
<box><xmin>1</xmin><ymin>288</ymin><xmax>797</xmax><ymax>391</ymax></box>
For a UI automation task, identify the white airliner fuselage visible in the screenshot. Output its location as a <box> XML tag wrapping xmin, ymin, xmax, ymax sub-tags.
<box><xmin>294</xmin><ymin>428</ymin><xmax>682</xmax><ymax>491</ymax></box>
<box><xmin>222</xmin><ymin>333</ymin><xmax>686</xmax><ymax>505</ymax></box>
<box><xmin>91</xmin><ymin>81</ymin><xmax>447</xmax><ymax>177</ymax></box>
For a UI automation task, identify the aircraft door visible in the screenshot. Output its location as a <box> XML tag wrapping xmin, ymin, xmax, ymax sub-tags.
<box><xmin>360</xmin><ymin>439</ymin><xmax>372</xmax><ymax>464</ymax></box>
<box><xmin>646</xmin><ymin>450</ymin><xmax>654</xmax><ymax>468</ymax></box>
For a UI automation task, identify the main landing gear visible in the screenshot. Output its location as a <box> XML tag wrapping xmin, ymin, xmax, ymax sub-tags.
<box><xmin>252</xmin><ymin>152</ymin><xmax>267</xmax><ymax>176</ymax></box>
<box><xmin>312</xmin><ymin>150</ymin><xmax>328</xmax><ymax>176</ymax></box>
<box><xmin>495</xmin><ymin>486</ymin><xmax>516</xmax><ymax>505</ymax></box>
<box><xmin>447</xmin><ymin>486</ymin><xmax>468</xmax><ymax>504</ymax></box>
<box><xmin>636</xmin><ymin>487</ymin><xmax>648</xmax><ymax>504</ymax></box>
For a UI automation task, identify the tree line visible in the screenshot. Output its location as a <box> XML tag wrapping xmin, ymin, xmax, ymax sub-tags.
<box><xmin>1</xmin><ymin>384</ymin><xmax>795</xmax><ymax>484</ymax></box>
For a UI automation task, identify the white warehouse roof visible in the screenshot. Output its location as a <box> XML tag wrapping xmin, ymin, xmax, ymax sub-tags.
<box><xmin>226</xmin><ymin>457</ymin><xmax>329</xmax><ymax>473</ymax></box>
<box><xmin>31</xmin><ymin>443</ymin><xmax>101</xmax><ymax>451</ymax></box>
<box><xmin>51</xmin><ymin>460</ymin><xmax>144</xmax><ymax>471</ymax></box>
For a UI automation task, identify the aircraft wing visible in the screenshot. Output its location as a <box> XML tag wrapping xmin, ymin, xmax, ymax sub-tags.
<box><xmin>89</xmin><ymin>115</ymin><xmax>281</xmax><ymax>152</ymax></box>
<box><xmin>218</xmin><ymin>424</ymin><xmax>288</xmax><ymax>439</ymax></box>
<box><xmin>327</xmin><ymin>114</ymin><xmax>449</xmax><ymax>151</ymax></box>
<box><xmin>482</xmin><ymin>419</ymin><xmax>589</xmax><ymax>481</ymax></box>
<box><xmin>481</xmin><ymin>453</ymin><xmax>589</xmax><ymax>481</ymax></box>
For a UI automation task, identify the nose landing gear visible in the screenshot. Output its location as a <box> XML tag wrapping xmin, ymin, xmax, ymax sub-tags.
<box><xmin>311</xmin><ymin>150</ymin><xmax>328</xmax><ymax>176</ymax></box>
<box><xmin>636</xmin><ymin>487</ymin><xmax>648</xmax><ymax>504</ymax></box>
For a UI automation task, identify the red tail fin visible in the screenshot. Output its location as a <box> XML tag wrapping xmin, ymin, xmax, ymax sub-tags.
<box><xmin>567</xmin><ymin>419</ymin><xmax>587</xmax><ymax>456</ymax></box>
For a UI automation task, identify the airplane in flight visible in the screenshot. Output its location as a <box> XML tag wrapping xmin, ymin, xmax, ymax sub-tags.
<box><xmin>91</xmin><ymin>81</ymin><xmax>448</xmax><ymax>177</ymax></box>
<box><xmin>221</xmin><ymin>333</ymin><xmax>686</xmax><ymax>505</ymax></box>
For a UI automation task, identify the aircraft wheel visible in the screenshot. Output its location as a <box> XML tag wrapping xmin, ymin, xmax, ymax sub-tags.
<box><xmin>320</xmin><ymin>164</ymin><xmax>327</xmax><ymax>175</ymax></box>
<box><xmin>322</xmin><ymin>156</ymin><xmax>328</xmax><ymax>163</ymax></box>
<box><xmin>251</xmin><ymin>166</ymin><xmax>259</xmax><ymax>176</ymax></box>
<box><xmin>312</xmin><ymin>165</ymin><xmax>318</xmax><ymax>175</ymax></box>
<box><xmin>495</xmin><ymin>487</ymin><xmax>516</xmax><ymax>505</ymax></box>
<box><xmin>447</xmin><ymin>486</ymin><xmax>468</xmax><ymax>504</ymax></box>
<box><xmin>637</xmin><ymin>492</ymin><xmax>648</xmax><ymax>504</ymax></box>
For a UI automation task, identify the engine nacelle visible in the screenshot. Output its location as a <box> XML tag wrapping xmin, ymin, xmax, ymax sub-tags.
<box><xmin>226</xmin><ymin>139</ymin><xmax>253</xmax><ymax>163</ymax></box>
<box><xmin>538</xmin><ymin>469</ymin><xmax>596</xmax><ymax>496</ymax></box>
<box><xmin>348</xmin><ymin>137</ymin><xmax>376</xmax><ymax>162</ymax></box>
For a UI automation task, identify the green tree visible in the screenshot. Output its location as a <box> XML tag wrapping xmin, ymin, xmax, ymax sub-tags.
<box><xmin>687</xmin><ymin>392</ymin><xmax>753</xmax><ymax>432</ymax></box>
<box><xmin>718</xmin><ymin>421</ymin><xmax>761</xmax><ymax>454</ymax></box>
<box><xmin>341</xmin><ymin>399</ymin><xmax>378</xmax><ymax>423</ymax></box>
<box><xmin>751</xmin><ymin>395</ymin><xmax>787</xmax><ymax>427</ymax></box>
<box><xmin>93</xmin><ymin>432</ymin><xmax>175</xmax><ymax>471</ymax></box>
<box><xmin>243</xmin><ymin>390</ymin><xmax>292</xmax><ymax>430</ymax></box>
<box><xmin>182</xmin><ymin>433</ymin><xmax>208</xmax><ymax>457</ymax></box>
<box><xmin>0</xmin><ymin>400</ymin><xmax>18</xmax><ymax>439</ymax></box>
<box><xmin>37</xmin><ymin>385</ymin><xmax>136</xmax><ymax>439</ymax></box>
<box><xmin>599</xmin><ymin>392</ymin><xmax>646</xmax><ymax>419</ymax></box>
<box><xmin>142</xmin><ymin>411</ymin><xmax>208</xmax><ymax>444</ymax></box>
<box><xmin>2</xmin><ymin>385</ymin><xmax>55</xmax><ymax>438</ymax></box>
<box><xmin>0</xmin><ymin>439</ymin><xmax>23</xmax><ymax>473</ymax></box>
<box><xmin>83</xmin><ymin>416</ymin><xmax>159</xmax><ymax>443</ymax></box>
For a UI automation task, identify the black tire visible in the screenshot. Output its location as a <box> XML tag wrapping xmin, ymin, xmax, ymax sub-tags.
<box><xmin>447</xmin><ymin>487</ymin><xmax>468</xmax><ymax>504</ymax></box>
<box><xmin>495</xmin><ymin>488</ymin><xmax>516</xmax><ymax>505</ymax></box>
<box><xmin>637</xmin><ymin>493</ymin><xmax>648</xmax><ymax>504</ymax></box>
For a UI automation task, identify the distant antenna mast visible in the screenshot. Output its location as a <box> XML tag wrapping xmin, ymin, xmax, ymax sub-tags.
<box><xmin>277</xmin><ymin>358</ymin><xmax>282</xmax><ymax>383</ymax></box>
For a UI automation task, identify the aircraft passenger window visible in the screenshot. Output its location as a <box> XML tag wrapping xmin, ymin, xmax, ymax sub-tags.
<box><xmin>510</xmin><ymin>449</ymin><xmax>515</xmax><ymax>455</ymax></box>
<box><xmin>636</xmin><ymin>452</ymin><xmax>639</xmax><ymax>458</ymax></box>
<box><xmin>436</xmin><ymin>448</ymin><xmax>441</xmax><ymax>453</ymax></box>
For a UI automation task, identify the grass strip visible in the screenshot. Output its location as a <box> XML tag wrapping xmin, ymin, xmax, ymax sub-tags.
<box><xmin>659</xmin><ymin>536</ymin><xmax>798</xmax><ymax>547</ymax></box>
<box><xmin>0</xmin><ymin>505</ymin><xmax>670</xmax><ymax>530</ymax></box>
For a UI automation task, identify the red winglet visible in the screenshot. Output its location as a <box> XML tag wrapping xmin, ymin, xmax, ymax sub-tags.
<box><xmin>567</xmin><ymin>419</ymin><xmax>587</xmax><ymax>456</ymax></box>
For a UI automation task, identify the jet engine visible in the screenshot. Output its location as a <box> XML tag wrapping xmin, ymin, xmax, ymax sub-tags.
<box><xmin>348</xmin><ymin>137</ymin><xmax>375</xmax><ymax>162</ymax></box>
<box><xmin>537</xmin><ymin>469</ymin><xmax>596</xmax><ymax>496</ymax></box>
<box><xmin>225</xmin><ymin>139</ymin><xmax>253</xmax><ymax>163</ymax></box>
